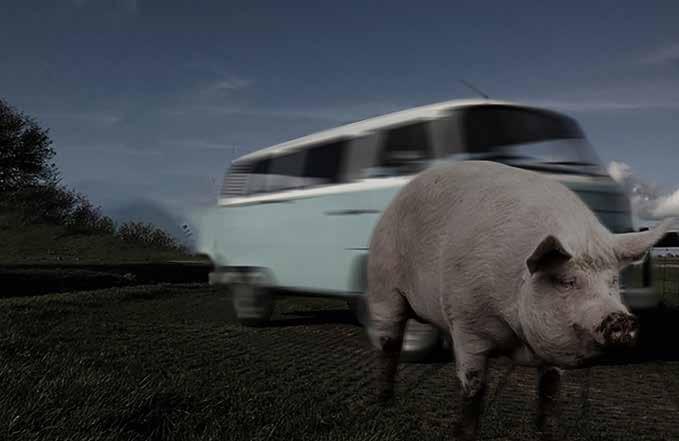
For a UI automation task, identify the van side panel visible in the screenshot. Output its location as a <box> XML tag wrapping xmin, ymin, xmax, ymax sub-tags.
<box><xmin>205</xmin><ymin>184</ymin><xmax>403</xmax><ymax>294</ymax></box>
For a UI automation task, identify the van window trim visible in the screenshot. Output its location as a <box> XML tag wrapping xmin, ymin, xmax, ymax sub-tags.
<box><xmin>218</xmin><ymin>175</ymin><xmax>415</xmax><ymax>207</ymax></box>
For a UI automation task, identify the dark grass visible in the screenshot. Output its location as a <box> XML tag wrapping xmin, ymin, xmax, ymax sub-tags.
<box><xmin>0</xmin><ymin>222</ymin><xmax>193</xmax><ymax>265</ymax></box>
<box><xmin>1</xmin><ymin>269</ymin><xmax>679</xmax><ymax>440</ymax></box>
<box><xmin>0</xmin><ymin>263</ymin><xmax>212</xmax><ymax>298</ymax></box>
<box><xmin>0</xmin><ymin>285</ymin><xmax>410</xmax><ymax>441</ymax></box>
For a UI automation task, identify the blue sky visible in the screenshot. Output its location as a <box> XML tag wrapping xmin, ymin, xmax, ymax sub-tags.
<box><xmin>1</xmin><ymin>0</ymin><xmax>678</xmax><ymax>228</ymax></box>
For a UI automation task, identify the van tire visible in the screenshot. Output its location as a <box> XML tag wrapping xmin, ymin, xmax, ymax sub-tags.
<box><xmin>399</xmin><ymin>319</ymin><xmax>441</xmax><ymax>362</ymax></box>
<box><xmin>352</xmin><ymin>256</ymin><xmax>440</xmax><ymax>362</ymax></box>
<box><xmin>347</xmin><ymin>296</ymin><xmax>369</xmax><ymax>326</ymax></box>
<box><xmin>231</xmin><ymin>281</ymin><xmax>274</xmax><ymax>326</ymax></box>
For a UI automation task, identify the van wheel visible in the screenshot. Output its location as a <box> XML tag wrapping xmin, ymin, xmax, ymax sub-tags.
<box><xmin>365</xmin><ymin>315</ymin><xmax>440</xmax><ymax>363</ymax></box>
<box><xmin>231</xmin><ymin>281</ymin><xmax>274</xmax><ymax>326</ymax></box>
<box><xmin>399</xmin><ymin>319</ymin><xmax>440</xmax><ymax>362</ymax></box>
<box><xmin>347</xmin><ymin>296</ymin><xmax>369</xmax><ymax>325</ymax></box>
<box><xmin>351</xmin><ymin>255</ymin><xmax>439</xmax><ymax>362</ymax></box>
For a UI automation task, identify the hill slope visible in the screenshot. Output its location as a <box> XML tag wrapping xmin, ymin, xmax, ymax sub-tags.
<box><xmin>0</xmin><ymin>220</ymin><xmax>196</xmax><ymax>265</ymax></box>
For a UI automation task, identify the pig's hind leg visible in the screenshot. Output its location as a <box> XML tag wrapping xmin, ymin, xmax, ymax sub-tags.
<box><xmin>366</xmin><ymin>286</ymin><xmax>411</xmax><ymax>404</ymax></box>
<box><xmin>450</xmin><ymin>324</ymin><xmax>492</xmax><ymax>441</ymax></box>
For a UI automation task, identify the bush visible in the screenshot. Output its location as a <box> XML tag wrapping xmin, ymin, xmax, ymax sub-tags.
<box><xmin>6</xmin><ymin>184</ymin><xmax>78</xmax><ymax>225</ymax></box>
<box><xmin>117</xmin><ymin>221</ymin><xmax>183</xmax><ymax>251</ymax></box>
<box><xmin>5</xmin><ymin>184</ymin><xmax>114</xmax><ymax>235</ymax></box>
<box><xmin>64</xmin><ymin>193</ymin><xmax>116</xmax><ymax>235</ymax></box>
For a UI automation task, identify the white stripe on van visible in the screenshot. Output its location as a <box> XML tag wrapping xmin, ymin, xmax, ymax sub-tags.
<box><xmin>218</xmin><ymin>176</ymin><xmax>414</xmax><ymax>206</ymax></box>
<box><xmin>217</xmin><ymin>169</ymin><xmax>619</xmax><ymax>207</ymax></box>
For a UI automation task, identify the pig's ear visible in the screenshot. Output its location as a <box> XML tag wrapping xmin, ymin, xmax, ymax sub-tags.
<box><xmin>527</xmin><ymin>235</ymin><xmax>573</xmax><ymax>275</ymax></box>
<box><xmin>614</xmin><ymin>218</ymin><xmax>675</xmax><ymax>268</ymax></box>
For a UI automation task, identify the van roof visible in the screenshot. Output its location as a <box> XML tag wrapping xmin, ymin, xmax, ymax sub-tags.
<box><xmin>233</xmin><ymin>98</ymin><xmax>530</xmax><ymax>164</ymax></box>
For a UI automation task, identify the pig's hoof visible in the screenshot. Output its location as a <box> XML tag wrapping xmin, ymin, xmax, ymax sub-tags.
<box><xmin>376</xmin><ymin>388</ymin><xmax>395</xmax><ymax>406</ymax></box>
<box><xmin>452</xmin><ymin>423</ymin><xmax>477</xmax><ymax>441</ymax></box>
<box><xmin>535</xmin><ymin>417</ymin><xmax>558</xmax><ymax>441</ymax></box>
<box><xmin>535</xmin><ymin>430</ymin><xmax>557</xmax><ymax>441</ymax></box>
<box><xmin>368</xmin><ymin>384</ymin><xmax>395</xmax><ymax>406</ymax></box>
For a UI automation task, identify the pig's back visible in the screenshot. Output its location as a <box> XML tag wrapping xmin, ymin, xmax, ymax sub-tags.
<box><xmin>371</xmin><ymin>160</ymin><xmax>603</xmax><ymax>327</ymax></box>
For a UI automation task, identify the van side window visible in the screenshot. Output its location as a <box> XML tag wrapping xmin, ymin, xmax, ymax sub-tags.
<box><xmin>237</xmin><ymin>139</ymin><xmax>348</xmax><ymax>195</ymax></box>
<box><xmin>251</xmin><ymin>157</ymin><xmax>271</xmax><ymax>174</ymax></box>
<box><xmin>303</xmin><ymin>139</ymin><xmax>347</xmax><ymax>184</ymax></box>
<box><xmin>266</xmin><ymin>149</ymin><xmax>307</xmax><ymax>192</ymax></box>
<box><xmin>377</xmin><ymin>122</ymin><xmax>432</xmax><ymax>175</ymax></box>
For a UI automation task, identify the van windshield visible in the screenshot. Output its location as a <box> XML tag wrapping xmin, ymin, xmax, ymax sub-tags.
<box><xmin>449</xmin><ymin>105</ymin><xmax>607</xmax><ymax>175</ymax></box>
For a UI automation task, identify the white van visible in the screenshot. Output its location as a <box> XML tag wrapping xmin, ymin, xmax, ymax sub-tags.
<box><xmin>195</xmin><ymin>99</ymin><xmax>657</xmax><ymax>357</ymax></box>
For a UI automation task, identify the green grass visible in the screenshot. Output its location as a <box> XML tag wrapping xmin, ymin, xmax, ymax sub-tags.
<box><xmin>2</xmin><ymin>282</ymin><xmax>679</xmax><ymax>440</ymax></box>
<box><xmin>0</xmin><ymin>221</ymin><xmax>196</xmax><ymax>265</ymax></box>
<box><xmin>0</xmin><ymin>285</ymin><xmax>401</xmax><ymax>441</ymax></box>
<box><xmin>0</xmin><ymin>251</ymin><xmax>677</xmax><ymax>440</ymax></box>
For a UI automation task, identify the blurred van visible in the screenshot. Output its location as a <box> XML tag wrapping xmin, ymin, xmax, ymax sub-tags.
<box><xmin>195</xmin><ymin>99</ymin><xmax>656</xmax><ymax>358</ymax></box>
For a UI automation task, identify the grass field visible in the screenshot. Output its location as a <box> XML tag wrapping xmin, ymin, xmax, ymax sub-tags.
<box><xmin>2</xmin><ymin>275</ymin><xmax>679</xmax><ymax>441</ymax></box>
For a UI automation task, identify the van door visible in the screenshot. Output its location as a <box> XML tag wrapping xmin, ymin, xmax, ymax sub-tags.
<box><xmin>265</xmin><ymin>139</ymin><xmax>352</xmax><ymax>292</ymax></box>
<box><xmin>329</xmin><ymin>121</ymin><xmax>435</xmax><ymax>291</ymax></box>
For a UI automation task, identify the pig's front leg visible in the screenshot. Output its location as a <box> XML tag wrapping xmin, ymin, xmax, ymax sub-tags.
<box><xmin>535</xmin><ymin>366</ymin><xmax>562</xmax><ymax>440</ymax></box>
<box><xmin>451</xmin><ymin>328</ymin><xmax>490</xmax><ymax>441</ymax></box>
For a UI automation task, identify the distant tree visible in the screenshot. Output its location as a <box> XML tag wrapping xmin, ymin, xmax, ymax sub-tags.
<box><xmin>64</xmin><ymin>192</ymin><xmax>116</xmax><ymax>235</ymax></box>
<box><xmin>0</xmin><ymin>98</ymin><xmax>59</xmax><ymax>195</ymax></box>
<box><xmin>117</xmin><ymin>221</ymin><xmax>184</xmax><ymax>251</ymax></box>
<box><xmin>10</xmin><ymin>184</ymin><xmax>78</xmax><ymax>224</ymax></box>
<box><xmin>0</xmin><ymin>98</ymin><xmax>183</xmax><ymax>248</ymax></box>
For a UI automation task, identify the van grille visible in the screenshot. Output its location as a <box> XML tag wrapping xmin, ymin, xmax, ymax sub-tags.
<box><xmin>221</xmin><ymin>163</ymin><xmax>252</xmax><ymax>197</ymax></box>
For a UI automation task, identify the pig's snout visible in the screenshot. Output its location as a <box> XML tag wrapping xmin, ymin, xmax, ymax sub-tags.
<box><xmin>595</xmin><ymin>312</ymin><xmax>639</xmax><ymax>348</ymax></box>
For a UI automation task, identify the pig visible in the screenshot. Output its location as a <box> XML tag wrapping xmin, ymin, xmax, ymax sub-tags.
<box><xmin>366</xmin><ymin>160</ymin><xmax>674</xmax><ymax>440</ymax></box>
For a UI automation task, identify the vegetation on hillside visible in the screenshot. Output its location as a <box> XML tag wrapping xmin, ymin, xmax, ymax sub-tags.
<box><xmin>0</xmin><ymin>97</ymin><xmax>188</xmax><ymax>259</ymax></box>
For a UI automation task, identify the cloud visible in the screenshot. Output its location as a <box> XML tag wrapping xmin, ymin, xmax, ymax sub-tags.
<box><xmin>653</xmin><ymin>190</ymin><xmax>679</xmax><ymax>219</ymax></box>
<box><xmin>524</xmin><ymin>70</ymin><xmax>679</xmax><ymax>113</ymax></box>
<box><xmin>71</xmin><ymin>0</ymin><xmax>139</xmax><ymax>15</ymax></box>
<box><xmin>167</xmin><ymin>139</ymin><xmax>241</xmax><ymax>152</ymax></box>
<box><xmin>526</xmin><ymin>98</ymin><xmax>679</xmax><ymax>112</ymax></box>
<box><xmin>192</xmin><ymin>100</ymin><xmax>406</xmax><ymax>124</ymax></box>
<box><xmin>64</xmin><ymin>143</ymin><xmax>163</xmax><ymax>157</ymax></box>
<box><xmin>195</xmin><ymin>77</ymin><xmax>252</xmax><ymax>100</ymax></box>
<box><xmin>607</xmin><ymin>160</ymin><xmax>679</xmax><ymax>220</ymax></box>
<box><xmin>641</xmin><ymin>43</ymin><xmax>679</xmax><ymax>65</ymax></box>
<box><xmin>210</xmin><ymin>78</ymin><xmax>252</xmax><ymax>91</ymax></box>
<box><xmin>123</xmin><ymin>0</ymin><xmax>138</xmax><ymax>14</ymax></box>
<box><xmin>40</xmin><ymin>112</ymin><xmax>122</xmax><ymax>127</ymax></box>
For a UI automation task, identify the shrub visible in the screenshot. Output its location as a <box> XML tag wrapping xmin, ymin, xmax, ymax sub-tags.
<box><xmin>7</xmin><ymin>184</ymin><xmax>78</xmax><ymax>225</ymax></box>
<box><xmin>117</xmin><ymin>221</ymin><xmax>183</xmax><ymax>250</ymax></box>
<box><xmin>64</xmin><ymin>193</ymin><xmax>115</xmax><ymax>235</ymax></box>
